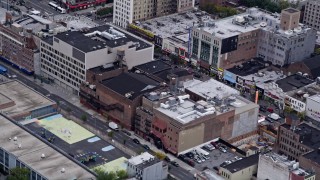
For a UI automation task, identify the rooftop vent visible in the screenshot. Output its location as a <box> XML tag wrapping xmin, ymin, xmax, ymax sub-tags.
<box><xmin>18</xmin><ymin>144</ymin><xmax>21</xmax><ymax>149</ymax></box>
<box><xmin>61</xmin><ymin>168</ymin><xmax>65</xmax><ymax>173</ymax></box>
<box><xmin>13</xmin><ymin>136</ymin><xmax>17</xmax><ymax>141</ymax></box>
<box><xmin>41</xmin><ymin>154</ymin><xmax>46</xmax><ymax>159</ymax></box>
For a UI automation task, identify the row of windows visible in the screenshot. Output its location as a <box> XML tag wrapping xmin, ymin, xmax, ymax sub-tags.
<box><xmin>41</xmin><ymin>64</ymin><xmax>80</xmax><ymax>88</ymax></box>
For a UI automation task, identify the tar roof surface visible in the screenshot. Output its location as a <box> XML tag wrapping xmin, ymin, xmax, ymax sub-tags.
<box><xmin>134</xmin><ymin>60</ymin><xmax>171</xmax><ymax>74</ymax></box>
<box><xmin>54</xmin><ymin>24</ymin><xmax>152</xmax><ymax>53</ymax></box>
<box><xmin>0</xmin><ymin>114</ymin><xmax>96</xmax><ymax>180</ymax></box>
<box><xmin>221</xmin><ymin>154</ymin><xmax>259</xmax><ymax>173</ymax></box>
<box><xmin>281</xmin><ymin>123</ymin><xmax>320</xmax><ymax>150</ymax></box>
<box><xmin>302</xmin><ymin>150</ymin><xmax>320</xmax><ymax>165</ymax></box>
<box><xmin>276</xmin><ymin>74</ymin><xmax>314</xmax><ymax>92</ymax></box>
<box><xmin>226</xmin><ymin>59</ymin><xmax>266</xmax><ymax>76</ymax></box>
<box><xmin>0</xmin><ymin>81</ymin><xmax>55</xmax><ymax>117</ymax></box>
<box><xmin>101</xmin><ymin>73</ymin><xmax>159</xmax><ymax>99</ymax></box>
<box><xmin>303</xmin><ymin>55</ymin><xmax>320</xmax><ymax>78</ymax></box>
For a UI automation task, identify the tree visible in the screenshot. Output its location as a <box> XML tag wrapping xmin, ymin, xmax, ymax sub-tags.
<box><xmin>284</xmin><ymin>106</ymin><xmax>294</xmax><ymax>114</ymax></box>
<box><xmin>94</xmin><ymin>168</ymin><xmax>128</xmax><ymax>180</ymax></box>
<box><xmin>315</xmin><ymin>48</ymin><xmax>320</xmax><ymax>55</ymax></box>
<box><xmin>81</xmin><ymin>114</ymin><xmax>87</xmax><ymax>122</ymax></box>
<box><xmin>297</xmin><ymin>112</ymin><xmax>305</xmax><ymax>120</ymax></box>
<box><xmin>108</xmin><ymin>131</ymin><xmax>114</xmax><ymax>138</ymax></box>
<box><xmin>95</xmin><ymin>168</ymin><xmax>116</xmax><ymax>180</ymax></box>
<box><xmin>154</xmin><ymin>152</ymin><xmax>166</xmax><ymax>160</ymax></box>
<box><xmin>116</xmin><ymin>170</ymin><xmax>128</xmax><ymax>179</ymax></box>
<box><xmin>7</xmin><ymin>167</ymin><xmax>30</xmax><ymax>180</ymax></box>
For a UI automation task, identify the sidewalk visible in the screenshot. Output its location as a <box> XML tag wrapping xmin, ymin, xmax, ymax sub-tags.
<box><xmin>130</xmin><ymin>134</ymin><xmax>199</xmax><ymax>175</ymax></box>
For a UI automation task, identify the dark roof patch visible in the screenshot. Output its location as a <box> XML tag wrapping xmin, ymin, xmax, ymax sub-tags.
<box><xmin>101</xmin><ymin>73</ymin><xmax>159</xmax><ymax>99</ymax></box>
<box><xmin>221</xmin><ymin>154</ymin><xmax>259</xmax><ymax>173</ymax></box>
<box><xmin>275</xmin><ymin>74</ymin><xmax>314</xmax><ymax>92</ymax></box>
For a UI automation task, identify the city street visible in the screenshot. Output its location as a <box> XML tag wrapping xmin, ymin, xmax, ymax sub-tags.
<box><xmin>0</xmin><ymin>62</ymin><xmax>195</xmax><ymax>179</ymax></box>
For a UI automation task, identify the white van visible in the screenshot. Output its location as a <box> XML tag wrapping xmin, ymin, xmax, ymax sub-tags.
<box><xmin>268</xmin><ymin>113</ymin><xmax>280</xmax><ymax>120</ymax></box>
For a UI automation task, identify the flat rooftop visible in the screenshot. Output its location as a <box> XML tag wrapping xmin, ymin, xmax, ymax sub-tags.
<box><xmin>134</xmin><ymin>10</ymin><xmax>210</xmax><ymax>39</ymax></box>
<box><xmin>101</xmin><ymin>73</ymin><xmax>159</xmax><ymax>99</ymax></box>
<box><xmin>275</xmin><ymin>74</ymin><xmax>314</xmax><ymax>92</ymax></box>
<box><xmin>281</xmin><ymin>123</ymin><xmax>320</xmax><ymax>150</ymax></box>
<box><xmin>53</xmin><ymin>24</ymin><xmax>152</xmax><ymax>53</ymax></box>
<box><xmin>0</xmin><ymin>114</ymin><xmax>95</xmax><ymax>180</ymax></box>
<box><xmin>134</xmin><ymin>60</ymin><xmax>171</xmax><ymax>74</ymax></box>
<box><xmin>198</xmin><ymin>7</ymin><xmax>308</xmax><ymax>39</ymax></box>
<box><xmin>302</xmin><ymin>150</ymin><xmax>320</xmax><ymax>169</ymax></box>
<box><xmin>155</xmin><ymin>94</ymin><xmax>248</xmax><ymax>124</ymax></box>
<box><xmin>287</xmin><ymin>84</ymin><xmax>320</xmax><ymax>103</ymax></box>
<box><xmin>128</xmin><ymin>152</ymin><xmax>154</xmax><ymax>166</ymax></box>
<box><xmin>184</xmin><ymin>79</ymin><xmax>240</xmax><ymax>100</ymax></box>
<box><xmin>284</xmin><ymin>8</ymin><xmax>299</xmax><ymax>13</ymax></box>
<box><xmin>0</xmin><ymin>81</ymin><xmax>55</xmax><ymax>117</ymax></box>
<box><xmin>308</xmin><ymin>94</ymin><xmax>320</xmax><ymax>102</ymax></box>
<box><xmin>221</xmin><ymin>154</ymin><xmax>259</xmax><ymax>173</ymax></box>
<box><xmin>226</xmin><ymin>59</ymin><xmax>266</xmax><ymax>77</ymax></box>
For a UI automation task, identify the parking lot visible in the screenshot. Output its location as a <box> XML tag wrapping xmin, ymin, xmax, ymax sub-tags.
<box><xmin>178</xmin><ymin>142</ymin><xmax>242</xmax><ymax>171</ymax></box>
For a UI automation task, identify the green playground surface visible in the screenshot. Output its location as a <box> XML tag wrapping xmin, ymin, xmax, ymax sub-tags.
<box><xmin>93</xmin><ymin>157</ymin><xmax>128</xmax><ymax>173</ymax></box>
<box><xmin>38</xmin><ymin>114</ymin><xmax>94</xmax><ymax>144</ymax></box>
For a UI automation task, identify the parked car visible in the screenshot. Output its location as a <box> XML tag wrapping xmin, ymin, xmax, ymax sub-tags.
<box><xmin>219</xmin><ymin>146</ymin><xmax>227</xmax><ymax>153</ymax></box>
<box><xmin>210</xmin><ymin>141</ymin><xmax>218</xmax><ymax>148</ymax></box>
<box><xmin>132</xmin><ymin>138</ymin><xmax>140</xmax><ymax>144</ymax></box>
<box><xmin>259</xmin><ymin>106</ymin><xmax>267</xmax><ymax>112</ymax></box>
<box><xmin>142</xmin><ymin>144</ymin><xmax>150</xmax><ymax>150</ymax></box>
<box><xmin>202</xmin><ymin>144</ymin><xmax>215</xmax><ymax>151</ymax></box>
<box><xmin>171</xmin><ymin>161</ymin><xmax>179</xmax><ymax>167</ymax></box>
<box><xmin>186</xmin><ymin>152</ymin><xmax>194</xmax><ymax>158</ymax></box>
<box><xmin>267</xmin><ymin>107</ymin><xmax>274</xmax><ymax>113</ymax></box>
<box><xmin>164</xmin><ymin>156</ymin><xmax>171</xmax><ymax>162</ymax></box>
<box><xmin>178</xmin><ymin>154</ymin><xmax>186</xmax><ymax>160</ymax></box>
<box><xmin>122</xmin><ymin>129</ymin><xmax>131</xmax><ymax>136</ymax></box>
<box><xmin>265</xmin><ymin>117</ymin><xmax>274</xmax><ymax>123</ymax></box>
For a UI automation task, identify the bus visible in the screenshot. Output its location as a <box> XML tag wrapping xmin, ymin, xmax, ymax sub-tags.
<box><xmin>48</xmin><ymin>2</ymin><xmax>66</xmax><ymax>14</ymax></box>
<box><xmin>57</xmin><ymin>6</ymin><xmax>66</xmax><ymax>14</ymax></box>
<box><xmin>48</xmin><ymin>2</ymin><xmax>58</xmax><ymax>9</ymax></box>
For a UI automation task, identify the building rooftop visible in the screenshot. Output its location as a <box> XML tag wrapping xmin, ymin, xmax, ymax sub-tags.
<box><xmin>226</xmin><ymin>59</ymin><xmax>266</xmax><ymax>77</ymax></box>
<box><xmin>53</xmin><ymin>24</ymin><xmax>152</xmax><ymax>53</ymax></box>
<box><xmin>302</xmin><ymin>150</ymin><xmax>320</xmax><ymax>168</ymax></box>
<box><xmin>221</xmin><ymin>154</ymin><xmax>259</xmax><ymax>173</ymax></box>
<box><xmin>301</xmin><ymin>55</ymin><xmax>320</xmax><ymax>79</ymax></box>
<box><xmin>0</xmin><ymin>81</ymin><xmax>55</xmax><ymax>118</ymax></box>
<box><xmin>198</xmin><ymin>7</ymin><xmax>309</xmax><ymax>39</ymax></box>
<box><xmin>0</xmin><ymin>114</ymin><xmax>96</xmax><ymax>180</ymax></box>
<box><xmin>283</xmin><ymin>8</ymin><xmax>299</xmax><ymax>14</ymax></box>
<box><xmin>275</xmin><ymin>74</ymin><xmax>314</xmax><ymax>92</ymax></box>
<box><xmin>133</xmin><ymin>10</ymin><xmax>211</xmax><ymax>39</ymax></box>
<box><xmin>281</xmin><ymin>122</ymin><xmax>320</xmax><ymax>150</ymax></box>
<box><xmin>101</xmin><ymin>73</ymin><xmax>159</xmax><ymax>99</ymax></box>
<box><xmin>308</xmin><ymin>94</ymin><xmax>320</xmax><ymax>102</ymax></box>
<box><xmin>286</xmin><ymin>83</ymin><xmax>320</xmax><ymax>103</ymax></box>
<box><xmin>184</xmin><ymin>79</ymin><xmax>240</xmax><ymax>100</ymax></box>
<box><xmin>128</xmin><ymin>152</ymin><xmax>155</xmax><ymax>166</ymax></box>
<box><xmin>88</xmin><ymin>63</ymin><xmax>122</xmax><ymax>74</ymax></box>
<box><xmin>134</xmin><ymin>60</ymin><xmax>171</xmax><ymax>74</ymax></box>
<box><xmin>197</xmin><ymin>169</ymin><xmax>224</xmax><ymax>180</ymax></box>
<box><xmin>155</xmin><ymin>93</ymin><xmax>249</xmax><ymax>124</ymax></box>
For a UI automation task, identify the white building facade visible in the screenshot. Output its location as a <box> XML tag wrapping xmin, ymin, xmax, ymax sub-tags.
<box><xmin>127</xmin><ymin>152</ymin><xmax>168</xmax><ymax>180</ymax></box>
<box><xmin>306</xmin><ymin>94</ymin><xmax>320</xmax><ymax>122</ymax></box>
<box><xmin>40</xmin><ymin>25</ymin><xmax>154</xmax><ymax>93</ymax></box>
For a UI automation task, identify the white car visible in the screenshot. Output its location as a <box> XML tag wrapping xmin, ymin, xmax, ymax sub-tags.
<box><xmin>12</xmin><ymin>74</ymin><xmax>17</xmax><ymax>78</ymax></box>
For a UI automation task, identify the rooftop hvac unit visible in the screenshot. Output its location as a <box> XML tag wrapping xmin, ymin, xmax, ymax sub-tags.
<box><xmin>235</xmin><ymin>16</ymin><xmax>245</xmax><ymax>23</ymax></box>
<box><xmin>101</xmin><ymin>31</ymin><xmax>116</xmax><ymax>40</ymax></box>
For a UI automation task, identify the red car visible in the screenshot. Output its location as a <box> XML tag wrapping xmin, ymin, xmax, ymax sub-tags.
<box><xmin>210</xmin><ymin>141</ymin><xmax>218</xmax><ymax>148</ymax></box>
<box><xmin>267</xmin><ymin>108</ymin><xmax>274</xmax><ymax>113</ymax></box>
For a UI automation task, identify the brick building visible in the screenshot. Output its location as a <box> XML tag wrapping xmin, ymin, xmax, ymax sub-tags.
<box><xmin>0</xmin><ymin>12</ymin><xmax>38</xmax><ymax>75</ymax></box>
<box><xmin>80</xmin><ymin>66</ymin><xmax>160</xmax><ymax>130</ymax></box>
<box><xmin>136</xmin><ymin>78</ymin><xmax>259</xmax><ymax>154</ymax></box>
